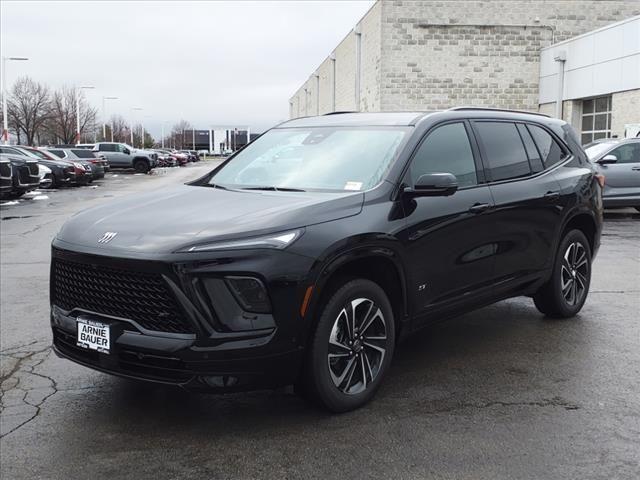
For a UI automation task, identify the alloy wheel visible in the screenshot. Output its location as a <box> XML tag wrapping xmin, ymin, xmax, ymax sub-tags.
<box><xmin>560</xmin><ymin>241</ymin><xmax>589</xmax><ymax>306</ymax></box>
<box><xmin>327</xmin><ymin>298</ymin><xmax>387</xmax><ymax>395</ymax></box>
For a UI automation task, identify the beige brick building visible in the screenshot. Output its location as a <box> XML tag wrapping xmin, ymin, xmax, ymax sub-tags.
<box><xmin>289</xmin><ymin>0</ymin><xmax>640</xmax><ymax>141</ymax></box>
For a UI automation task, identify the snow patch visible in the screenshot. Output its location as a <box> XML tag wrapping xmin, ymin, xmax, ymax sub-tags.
<box><xmin>33</xmin><ymin>195</ymin><xmax>49</xmax><ymax>200</ymax></box>
<box><xmin>1</xmin><ymin>201</ymin><xmax>20</xmax><ymax>206</ymax></box>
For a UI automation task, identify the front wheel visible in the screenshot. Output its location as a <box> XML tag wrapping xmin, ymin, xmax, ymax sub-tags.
<box><xmin>534</xmin><ymin>229</ymin><xmax>592</xmax><ymax>318</ymax></box>
<box><xmin>301</xmin><ymin>278</ymin><xmax>395</xmax><ymax>412</ymax></box>
<box><xmin>133</xmin><ymin>160</ymin><xmax>149</xmax><ymax>173</ymax></box>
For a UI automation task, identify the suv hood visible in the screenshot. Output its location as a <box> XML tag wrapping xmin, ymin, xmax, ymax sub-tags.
<box><xmin>56</xmin><ymin>184</ymin><xmax>363</xmax><ymax>254</ymax></box>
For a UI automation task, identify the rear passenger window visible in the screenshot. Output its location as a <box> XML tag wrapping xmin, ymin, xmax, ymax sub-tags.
<box><xmin>99</xmin><ymin>144</ymin><xmax>116</xmax><ymax>152</ymax></box>
<box><xmin>410</xmin><ymin>122</ymin><xmax>477</xmax><ymax>187</ymax></box>
<box><xmin>528</xmin><ymin>125</ymin><xmax>566</xmax><ymax>168</ymax></box>
<box><xmin>475</xmin><ymin>122</ymin><xmax>531</xmax><ymax>181</ymax></box>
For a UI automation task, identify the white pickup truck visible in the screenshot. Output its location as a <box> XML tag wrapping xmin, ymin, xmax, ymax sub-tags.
<box><xmin>91</xmin><ymin>142</ymin><xmax>158</xmax><ymax>173</ymax></box>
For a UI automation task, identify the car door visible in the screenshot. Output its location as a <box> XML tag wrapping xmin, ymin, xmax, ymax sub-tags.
<box><xmin>399</xmin><ymin>121</ymin><xmax>499</xmax><ymax>320</ymax></box>
<box><xmin>597</xmin><ymin>142</ymin><xmax>640</xmax><ymax>203</ymax></box>
<box><xmin>472</xmin><ymin>120</ymin><xmax>564</xmax><ymax>288</ymax></box>
<box><xmin>118</xmin><ymin>144</ymin><xmax>135</xmax><ymax>166</ymax></box>
<box><xmin>102</xmin><ymin>143</ymin><xmax>126</xmax><ymax>167</ymax></box>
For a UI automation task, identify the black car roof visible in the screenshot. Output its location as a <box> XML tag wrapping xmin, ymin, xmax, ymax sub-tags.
<box><xmin>277</xmin><ymin>112</ymin><xmax>431</xmax><ymax>128</ymax></box>
<box><xmin>276</xmin><ymin>109</ymin><xmax>561</xmax><ymax>129</ymax></box>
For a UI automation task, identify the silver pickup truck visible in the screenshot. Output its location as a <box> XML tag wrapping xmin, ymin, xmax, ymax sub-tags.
<box><xmin>91</xmin><ymin>142</ymin><xmax>158</xmax><ymax>173</ymax></box>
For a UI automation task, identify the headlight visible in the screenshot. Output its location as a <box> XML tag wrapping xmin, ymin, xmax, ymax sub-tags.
<box><xmin>177</xmin><ymin>229</ymin><xmax>303</xmax><ymax>253</ymax></box>
<box><xmin>72</xmin><ymin>162</ymin><xmax>84</xmax><ymax>169</ymax></box>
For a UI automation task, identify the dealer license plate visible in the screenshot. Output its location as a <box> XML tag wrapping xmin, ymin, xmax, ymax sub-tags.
<box><xmin>76</xmin><ymin>318</ymin><xmax>110</xmax><ymax>353</ymax></box>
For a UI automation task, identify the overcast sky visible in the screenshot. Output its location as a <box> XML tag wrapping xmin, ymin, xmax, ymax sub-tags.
<box><xmin>1</xmin><ymin>0</ymin><xmax>374</xmax><ymax>138</ymax></box>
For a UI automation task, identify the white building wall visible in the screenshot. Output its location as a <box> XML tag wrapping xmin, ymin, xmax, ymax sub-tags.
<box><xmin>539</xmin><ymin>16</ymin><xmax>640</xmax><ymax>103</ymax></box>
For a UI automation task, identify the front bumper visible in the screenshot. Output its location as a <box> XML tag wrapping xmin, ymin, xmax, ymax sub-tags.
<box><xmin>52</xmin><ymin>320</ymin><xmax>302</xmax><ymax>390</ymax></box>
<box><xmin>49</xmin><ymin>244</ymin><xmax>316</xmax><ymax>391</ymax></box>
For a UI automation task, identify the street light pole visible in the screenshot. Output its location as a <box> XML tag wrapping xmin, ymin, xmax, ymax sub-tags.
<box><xmin>76</xmin><ymin>85</ymin><xmax>94</xmax><ymax>144</ymax></box>
<box><xmin>102</xmin><ymin>96</ymin><xmax>118</xmax><ymax>141</ymax></box>
<box><xmin>2</xmin><ymin>56</ymin><xmax>29</xmax><ymax>145</ymax></box>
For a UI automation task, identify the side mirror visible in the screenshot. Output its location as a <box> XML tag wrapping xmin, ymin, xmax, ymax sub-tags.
<box><xmin>123</xmin><ymin>148</ymin><xmax>130</xmax><ymax>155</ymax></box>
<box><xmin>405</xmin><ymin>173</ymin><xmax>458</xmax><ymax>197</ymax></box>
<box><xmin>597</xmin><ymin>154</ymin><xmax>617</xmax><ymax>165</ymax></box>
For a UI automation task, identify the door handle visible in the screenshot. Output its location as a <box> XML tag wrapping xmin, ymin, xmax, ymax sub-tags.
<box><xmin>468</xmin><ymin>202</ymin><xmax>490</xmax><ymax>214</ymax></box>
<box><xmin>544</xmin><ymin>191</ymin><xmax>560</xmax><ymax>202</ymax></box>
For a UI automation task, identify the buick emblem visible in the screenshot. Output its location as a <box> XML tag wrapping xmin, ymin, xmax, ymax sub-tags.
<box><xmin>98</xmin><ymin>232</ymin><xmax>118</xmax><ymax>244</ymax></box>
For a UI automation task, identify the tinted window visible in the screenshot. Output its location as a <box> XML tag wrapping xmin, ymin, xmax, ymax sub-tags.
<box><xmin>48</xmin><ymin>149</ymin><xmax>66</xmax><ymax>158</ymax></box>
<box><xmin>475</xmin><ymin>122</ymin><xmax>531</xmax><ymax>181</ymax></box>
<box><xmin>71</xmin><ymin>149</ymin><xmax>96</xmax><ymax>159</ymax></box>
<box><xmin>99</xmin><ymin>144</ymin><xmax>117</xmax><ymax>152</ymax></box>
<box><xmin>528</xmin><ymin>125</ymin><xmax>566</xmax><ymax>168</ymax></box>
<box><xmin>410</xmin><ymin>122</ymin><xmax>477</xmax><ymax>187</ymax></box>
<box><xmin>517</xmin><ymin>124</ymin><xmax>543</xmax><ymax>173</ymax></box>
<box><xmin>609</xmin><ymin>143</ymin><xmax>640</xmax><ymax>164</ymax></box>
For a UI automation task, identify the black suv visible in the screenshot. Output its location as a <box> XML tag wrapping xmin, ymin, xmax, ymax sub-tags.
<box><xmin>50</xmin><ymin>109</ymin><xmax>603</xmax><ymax>412</ymax></box>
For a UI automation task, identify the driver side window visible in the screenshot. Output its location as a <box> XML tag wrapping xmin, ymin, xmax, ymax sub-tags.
<box><xmin>410</xmin><ymin>122</ymin><xmax>478</xmax><ymax>187</ymax></box>
<box><xmin>609</xmin><ymin>144</ymin><xmax>640</xmax><ymax>164</ymax></box>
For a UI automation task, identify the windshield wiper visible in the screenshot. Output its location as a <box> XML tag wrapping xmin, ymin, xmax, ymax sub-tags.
<box><xmin>241</xmin><ymin>186</ymin><xmax>306</xmax><ymax>192</ymax></box>
<box><xmin>205</xmin><ymin>183</ymin><xmax>229</xmax><ymax>190</ymax></box>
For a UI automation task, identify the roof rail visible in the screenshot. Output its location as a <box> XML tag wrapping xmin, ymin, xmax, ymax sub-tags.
<box><xmin>323</xmin><ymin>111</ymin><xmax>358</xmax><ymax>115</ymax></box>
<box><xmin>447</xmin><ymin>106</ymin><xmax>550</xmax><ymax>118</ymax></box>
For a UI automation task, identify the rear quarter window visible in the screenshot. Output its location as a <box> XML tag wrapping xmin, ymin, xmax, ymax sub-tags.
<box><xmin>70</xmin><ymin>149</ymin><xmax>96</xmax><ymax>159</ymax></box>
<box><xmin>528</xmin><ymin>124</ymin><xmax>567</xmax><ymax>169</ymax></box>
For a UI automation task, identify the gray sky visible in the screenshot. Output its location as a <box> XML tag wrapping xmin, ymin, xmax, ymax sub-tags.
<box><xmin>1</xmin><ymin>0</ymin><xmax>374</xmax><ymax>138</ymax></box>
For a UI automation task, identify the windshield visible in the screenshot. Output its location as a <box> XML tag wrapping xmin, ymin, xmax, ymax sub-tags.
<box><xmin>584</xmin><ymin>142</ymin><xmax>616</xmax><ymax>160</ymax></box>
<box><xmin>209</xmin><ymin>127</ymin><xmax>409</xmax><ymax>191</ymax></box>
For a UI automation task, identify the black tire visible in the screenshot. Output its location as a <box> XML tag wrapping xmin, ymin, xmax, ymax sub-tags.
<box><xmin>534</xmin><ymin>229</ymin><xmax>592</xmax><ymax>318</ymax></box>
<box><xmin>635</xmin><ymin>207</ymin><xmax>640</xmax><ymax>213</ymax></box>
<box><xmin>133</xmin><ymin>160</ymin><xmax>149</xmax><ymax>174</ymax></box>
<box><xmin>301</xmin><ymin>278</ymin><xmax>395</xmax><ymax>412</ymax></box>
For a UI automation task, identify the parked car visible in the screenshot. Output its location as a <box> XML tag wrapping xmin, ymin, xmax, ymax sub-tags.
<box><xmin>50</xmin><ymin>109</ymin><xmax>603</xmax><ymax>412</ymax></box>
<box><xmin>178</xmin><ymin>150</ymin><xmax>199</xmax><ymax>162</ymax></box>
<box><xmin>169</xmin><ymin>150</ymin><xmax>189</xmax><ymax>166</ymax></box>
<box><xmin>153</xmin><ymin>150</ymin><xmax>178</xmax><ymax>167</ymax></box>
<box><xmin>0</xmin><ymin>157</ymin><xmax>13</xmax><ymax>198</ymax></box>
<box><xmin>38</xmin><ymin>164</ymin><xmax>53</xmax><ymax>189</ymax></box>
<box><xmin>8</xmin><ymin>146</ymin><xmax>87</xmax><ymax>188</ymax></box>
<box><xmin>0</xmin><ymin>153</ymin><xmax>40</xmax><ymax>198</ymax></box>
<box><xmin>92</xmin><ymin>142</ymin><xmax>158</xmax><ymax>173</ymax></box>
<box><xmin>584</xmin><ymin>138</ymin><xmax>640</xmax><ymax>211</ymax></box>
<box><xmin>46</xmin><ymin>148</ymin><xmax>106</xmax><ymax>180</ymax></box>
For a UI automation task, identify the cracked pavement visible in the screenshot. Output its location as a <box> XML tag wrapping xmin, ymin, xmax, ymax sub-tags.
<box><xmin>1</xmin><ymin>165</ymin><xmax>639</xmax><ymax>479</ymax></box>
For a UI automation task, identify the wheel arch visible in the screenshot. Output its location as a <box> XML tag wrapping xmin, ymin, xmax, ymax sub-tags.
<box><xmin>559</xmin><ymin>211</ymin><xmax>598</xmax><ymax>254</ymax></box>
<box><xmin>303</xmin><ymin>247</ymin><xmax>409</xmax><ymax>343</ymax></box>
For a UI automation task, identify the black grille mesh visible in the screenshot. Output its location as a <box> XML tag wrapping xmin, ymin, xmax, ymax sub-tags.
<box><xmin>52</xmin><ymin>258</ymin><xmax>193</xmax><ymax>334</ymax></box>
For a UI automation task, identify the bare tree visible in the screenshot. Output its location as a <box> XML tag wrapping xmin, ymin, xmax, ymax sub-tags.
<box><xmin>7</xmin><ymin>76</ymin><xmax>51</xmax><ymax>146</ymax></box>
<box><xmin>108</xmin><ymin>114</ymin><xmax>130</xmax><ymax>143</ymax></box>
<box><xmin>45</xmin><ymin>86</ymin><xmax>98</xmax><ymax>144</ymax></box>
<box><xmin>171</xmin><ymin>120</ymin><xmax>192</xmax><ymax>149</ymax></box>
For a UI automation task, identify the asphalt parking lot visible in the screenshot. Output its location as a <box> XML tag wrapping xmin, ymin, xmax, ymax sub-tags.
<box><xmin>1</xmin><ymin>164</ymin><xmax>639</xmax><ymax>480</ymax></box>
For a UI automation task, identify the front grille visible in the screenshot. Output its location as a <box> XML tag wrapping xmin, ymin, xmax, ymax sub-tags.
<box><xmin>52</xmin><ymin>258</ymin><xmax>193</xmax><ymax>334</ymax></box>
<box><xmin>28</xmin><ymin>162</ymin><xmax>38</xmax><ymax>176</ymax></box>
<box><xmin>18</xmin><ymin>165</ymin><xmax>34</xmax><ymax>184</ymax></box>
<box><xmin>0</xmin><ymin>162</ymin><xmax>10</xmax><ymax>178</ymax></box>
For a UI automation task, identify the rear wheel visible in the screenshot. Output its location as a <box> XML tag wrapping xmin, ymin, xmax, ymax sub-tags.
<box><xmin>534</xmin><ymin>229</ymin><xmax>592</xmax><ymax>318</ymax></box>
<box><xmin>301</xmin><ymin>278</ymin><xmax>395</xmax><ymax>412</ymax></box>
<box><xmin>133</xmin><ymin>160</ymin><xmax>149</xmax><ymax>173</ymax></box>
